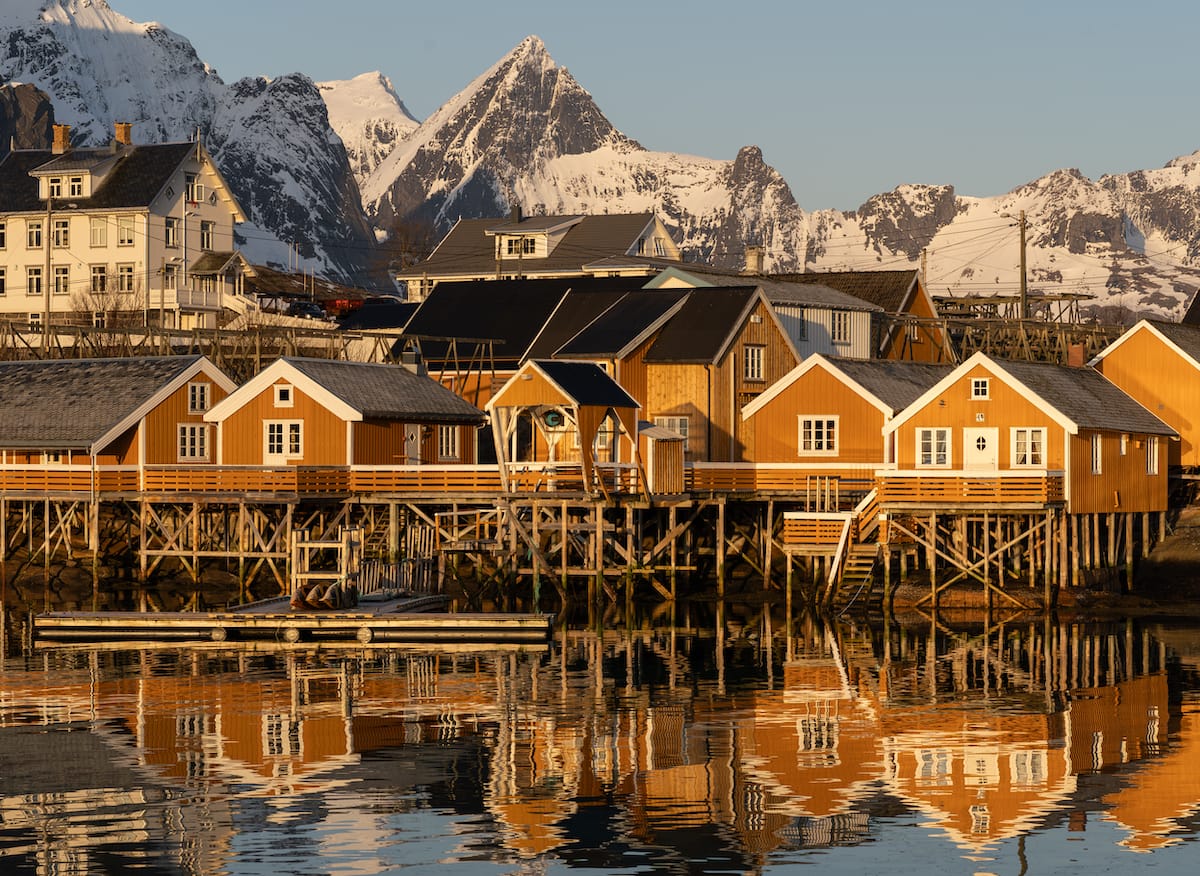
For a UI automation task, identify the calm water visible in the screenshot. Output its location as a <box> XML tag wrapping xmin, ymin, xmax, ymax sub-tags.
<box><xmin>2</xmin><ymin>605</ymin><xmax>1200</xmax><ymax>875</ymax></box>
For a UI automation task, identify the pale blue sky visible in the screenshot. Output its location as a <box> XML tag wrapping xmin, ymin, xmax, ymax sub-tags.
<box><xmin>116</xmin><ymin>0</ymin><xmax>1198</xmax><ymax>211</ymax></box>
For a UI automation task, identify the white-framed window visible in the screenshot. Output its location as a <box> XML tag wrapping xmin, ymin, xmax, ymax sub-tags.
<box><xmin>185</xmin><ymin>173</ymin><xmax>204</xmax><ymax>203</ymax></box>
<box><xmin>177</xmin><ymin>424</ymin><xmax>209</xmax><ymax>461</ymax></box>
<box><xmin>264</xmin><ymin>420</ymin><xmax>303</xmax><ymax>460</ymax></box>
<box><xmin>0</xmin><ymin>219</ymin><xmax>6</xmax><ymax>249</ymax></box>
<box><xmin>90</xmin><ymin>265</ymin><xmax>107</xmax><ymax>294</ymax></box>
<box><xmin>437</xmin><ymin>425</ymin><xmax>460</xmax><ymax>461</ymax></box>
<box><xmin>28</xmin><ymin>312</ymin><xmax>41</xmax><ymax>330</ymax></box>
<box><xmin>90</xmin><ymin>216</ymin><xmax>107</xmax><ymax>247</ymax></box>
<box><xmin>117</xmin><ymin>215</ymin><xmax>135</xmax><ymax>246</ymax></box>
<box><xmin>164</xmin><ymin>216</ymin><xmax>179</xmax><ymax>248</ymax></box>
<box><xmin>52</xmin><ymin>218</ymin><xmax>69</xmax><ymax>248</ymax></box>
<box><xmin>26</xmin><ymin>266</ymin><xmax>43</xmax><ymax>296</ymax></box>
<box><xmin>53</xmin><ymin>265</ymin><xmax>69</xmax><ymax>295</ymax></box>
<box><xmin>273</xmin><ymin>384</ymin><xmax>294</xmax><ymax>407</ymax></box>
<box><xmin>188</xmin><ymin>381</ymin><xmax>211</xmax><ymax>413</ymax></box>
<box><xmin>798</xmin><ymin>416</ymin><xmax>838</xmax><ymax>455</ymax></box>
<box><xmin>1146</xmin><ymin>436</ymin><xmax>1159</xmax><ymax>475</ymax></box>
<box><xmin>505</xmin><ymin>236</ymin><xmax>535</xmax><ymax>255</ymax></box>
<box><xmin>199</xmin><ymin>220</ymin><xmax>214</xmax><ymax>251</ymax></box>
<box><xmin>1120</xmin><ymin>433</ymin><xmax>1128</xmax><ymax>456</ymax></box>
<box><xmin>971</xmin><ymin>378</ymin><xmax>990</xmax><ymax>399</ymax></box>
<box><xmin>653</xmin><ymin>237</ymin><xmax>667</xmax><ymax>257</ymax></box>
<box><xmin>68</xmin><ymin>176</ymin><xmax>83</xmax><ymax>197</ymax></box>
<box><xmin>117</xmin><ymin>264</ymin><xmax>135</xmax><ymax>292</ymax></box>
<box><xmin>743</xmin><ymin>345</ymin><xmax>765</xmax><ymax>382</ymax></box>
<box><xmin>831</xmin><ymin>310</ymin><xmax>851</xmax><ymax>344</ymax></box>
<box><xmin>163</xmin><ymin>264</ymin><xmax>177</xmax><ymax>290</ymax></box>
<box><xmin>48</xmin><ymin>177</ymin><xmax>62</xmax><ymax>198</ymax></box>
<box><xmin>27</xmin><ymin>220</ymin><xmax>42</xmax><ymax>249</ymax></box>
<box><xmin>917</xmin><ymin>427</ymin><xmax>951</xmax><ymax>468</ymax></box>
<box><xmin>92</xmin><ymin>311</ymin><xmax>105</xmax><ymax>328</ymax></box>
<box><xmin>794</xmin><ymin>307</ymin><xmax>807</xmax><ymax>340</ymax></box>
<box><xmin>654</xmin><ymin>415</ymin><xmax>690</xmax><ymax>452</ymax></box>
<box><xmin>41</xmin><ymin>450</ymin><xmax>66</xmax><ymax>465</ymax></box>
<box><xmin>1011</xmin><ymin>427</ymin><xmax>1045</xmax><ymax>467</ymax></box>
<box><xmin>1091</xmin><ymin>433</ymin><xmax>1103</xmax><ymax>475</ymax></box>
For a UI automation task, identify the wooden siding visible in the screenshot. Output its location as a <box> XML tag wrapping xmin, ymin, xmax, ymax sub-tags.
<box><xmin>778</xmin><ymin>306</ymin><xmax>872</xmax><ymax>360</ymax></box>
<box><xmin>743</xmin><ymin>366</ymin><xmax>888</xmax><ymax>464</ymax></box>
<box><xmin>217</xmin><ymin>379</ymin><xmax>348</xmax><ymax>466</ymax></box>
<box><xmin>141</xmin><ymin>367</ymin><xmax>231</xmax><ymax>464</ymax></box>
<box><xmin>489</xmin><ymin>368</ymin><xmax>572</xmax><ymax>408</ymax></box>
<box><xmin>879</xmin><ymin>280</ymin><xmax>946</xmax><ymax>362</ymax></box>
<box><xmin>1093</xmin><ymin>327</ymin><xmax>1199</xmax><ymax>467</ymax></box>
<box><xmin>1068</xmin><ymin>430</ymin><xmax>1169</xmax><ymax>514</ymax></box>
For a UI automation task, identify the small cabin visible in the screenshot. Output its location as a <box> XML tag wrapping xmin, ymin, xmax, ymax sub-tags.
<box><xmin>879</xmin><ymin>352</ymin><xmax>1174</xmax><ymax>514</ymax></box>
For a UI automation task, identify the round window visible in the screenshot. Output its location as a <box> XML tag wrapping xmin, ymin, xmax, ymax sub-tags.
<box><xmin>976</xmin><ymin>436</ymin><xmax>988</xmax><ymax>451</ymax></box>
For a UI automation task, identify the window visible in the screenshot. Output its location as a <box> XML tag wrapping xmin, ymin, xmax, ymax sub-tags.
<box><xmin>41</xmin><ymin>451</ymin><xmax>66</xmax><ymax>465</ymax></box>
<box><xmin>117</xmin><ymin>264</ymin><xmax>135</xmax><ymax>292</ymax></box>
<box><xmin>437</xmin><ymin>425</ymin><xmax>460</xmax><ymax>460</ymax></box>
<box><xmin>971</xmin><ymin>378</ymin><xmax>990</xmax><ymax>399</ymax></box>
<box><xmin>163</xmin><ymin>264</ymin><xmax>177</xmax><ymax>290</ymax></box>
<box><xmin>799</xmin><ymin>417</ymin><xmax>838</xmax><ymax>455</ymax></box>
<box><xmin>1120</xmin><ymin>433</ymin><xmax>1128</xmax><ymax>456</ymax></box>
<box><xmin>117</xmin><ymin>215</ymin><xmax>135</xmax><ymax>246</ymax></box>
<box><xmin>92</xmin><ymin>311</ymin><xmax>105</xmax><ymax>328</ymax></box>
<box><xmin>795</xmin><ymin>307</ymin><xmax>807</xmax><ymax>340</ymax></box>
<box><xmin>654</xmin><ymin>415</ymin><xmax>690</xmax><ymax>452</ymax></box>
<box><xmin>743</xmin><ymin>345</ymin><xmax>765</xmax><ymax>382</ymax></box>
<box><xmin>185</xmin><ymin>173</ymin><xmax>204</xmax><ymax>203</ymax></box>
<box><xmin>1091</xmin><ymin>434</ymin><xmax>1103</xmax><ymax>475</ymax></box>
<box><xmin>273</xmin><ymin>384</ymin><xmax>293</xmax><ymax>407</ymax></box>
<box><xmin>48</xmin><ymin>177</ymin><xmax>62</xmax><ymax>198</ymax></box>
<box><xmin>653</xmin><ymin>237</ymin><xmax>667</xmax><ymax>257</ymax></box>
<box><xmin>505</xmin><ymin>236</ymin><xmax>535</xmax><ymax>255</ymax></box>
<box><xmin>53</xmin><ymin>265</ymin><xmax>69</xmax><ymax>295</ymax></box>
<box><xmin>0</xmin><ymin>220</ymin><xmax>6</xmax><ymax>249</ymax></box>
<box><xmin>26</xmin><ymin>266</ymin><xmax>42</xmax><ymax>296</ymax></box>
<box><xmin>188</xmin><ymin>382</ymin><xmax>211</xmax><ymax>413</ymax></box>
<box><xmin>0</xmin><ymin>268</ymin><xmax>5</xmax><ymax>296</ymax></box>
<box><xmin>917</xmin><ymin>427</ymin><xmax>951</xmax><ymax>467</ymax></box>
<box><xmin>164</xmin><ymin>216</ymin><xmax>179</xmax><ymax>248</ymax></box>
<box><xmin>1012</xmin><ymin>427</ymin><xmax>1045</xmax><ymax>467</ymax></box>
<box><xmin>178</xmin><ymin>424</ymin><xmax>209</xmax><ymax>461</ymax></box>
<box><xmin>28</xmin><ymin>312</ymin><xmax>41</xmax><ymax>330</ymax></box>
<box><xmin>1146</xmin><ymin>436</ymin><xmax>1160</xmax><ymax>475</ymax></box>
<box><xmin>90</xmin><ymin>216</ymin><xmax>107</xmax><ymax>247</ymax></box>
<box><xmin>52</xmin><ymin>218</ymin><xmax>69</xmax><ymax>248</ymax></box>
<box><xmin>831</xmin><ymin>310</ymin><xmax>850</xmax><ymax>344</ymax></box>
<box><xmin>90</xmin><ymin>265</ymin><xmax>107</xmax><ymax>293</ymax></box>
<box><xmin>68</xmin><ymin>176</ymin><xmax>83</xmax><ymax>197</ymax></box>
<box><xmin>27</xmin><ymin>220</ymin><xmax>42</xmax><ymax>249</ymax></box>
<box><xmin>200</xmin><ymin>220</ymin><xmax>214</xmax><ymax>251</ymax></box>
<box><xmin>265</xmin><ymin>421</ymin><xmax>303</xmax><ymax>460</ymax></box>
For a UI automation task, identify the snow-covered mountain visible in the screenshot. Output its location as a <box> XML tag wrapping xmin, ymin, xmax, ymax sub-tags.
<box><xmin>0</xmin><ymin>0</ymin><xmax>377</xmax><ymax>284</ymax></box>
<box><xmin>317</xmin><ymin>72</ymin><xmax>418</xmax><ymax>190</ymax></box>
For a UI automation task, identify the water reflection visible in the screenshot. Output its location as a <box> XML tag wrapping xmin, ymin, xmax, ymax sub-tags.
<box><xmin>0</xmin><ymin>610</ymin><xmax>1198</xmax><ymax>874</ymax></box>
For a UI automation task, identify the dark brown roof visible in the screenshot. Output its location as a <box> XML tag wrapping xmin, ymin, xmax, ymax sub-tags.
<box><xmin>244</xmin><ymin>263</ymin><xmax>369</xmax><ymax>302</ymax></box>
<box><xmin>771</xmin><ymin>270</ymin><xmax>920</xmax><ymax>314</ymax></box>
<box><xmin>532</xmin><ymin>360</ymin><xmax>638</xmax><ymax>408</ymax></box>
<box><xmin>0</xmin><ymin>143</ymin><xmax>195</xmax><ymax>212</ymax></box>
<box><xmin>643</xmin><ymin>287</ymin><xmax>761</xmax><ymax>363</ymax></box>
<box><xmin>395</xmin><ymin>213</ymin><xmax>664</xmax><ymax>278</ymax></box>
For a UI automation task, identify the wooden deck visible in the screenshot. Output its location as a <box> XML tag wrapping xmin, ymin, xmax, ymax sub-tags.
<box><xmin>877</xmin><ymin>470</ymin><xmax>1065</xmax><ymax>508</ymax></box>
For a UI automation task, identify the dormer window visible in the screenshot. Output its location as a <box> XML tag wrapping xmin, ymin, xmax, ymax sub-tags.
<box><xmin>506</xmin><ymin>237</ymin><xmax>535</xmax><ymax>256</ymax></box>
<box><xmin>48</xmin><ymin>177</ymin><xmax>62</xmax><ymax>198</ymax></box>
<box><xmin>68</xmin><ymin>176</ymin><xmax>83</xmax><ymax>197</ymax></box>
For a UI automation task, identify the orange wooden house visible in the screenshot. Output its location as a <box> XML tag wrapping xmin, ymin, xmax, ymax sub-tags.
<box><xmin>1089</xmin><ymin>318</ymin><xmax>1200</xmax><ymax>469</ymax></box>
<box><xmin>879</xmin><ymin>351</ymin><xmax>1174</xmax><ymax>515</ymax></box>
<box><xmin>0</xmin><ymin>355</ymin><xmax>235</xmax><ymax>495</ymax></box>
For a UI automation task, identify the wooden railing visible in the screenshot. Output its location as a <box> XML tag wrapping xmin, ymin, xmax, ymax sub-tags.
<box><xmin>876</xmin><ymin>470</ymin><xmax>1065</xmax><ymax>505</ymax></box>
<box><xmin>0</xmin><ymin>465</ymin><xmax>139</xmax><ymax>493</ymax></box>
<box><xmin>781</xmin><ymin>513</ymin><xmax>853</xmax><ymax>546</ymax></box>
<box><xmin>144</xmin><ymin>466</ymin><xmax>350</xmax><ymax>494</ymax></box>
<box><xmin>503</xmin><ymin>462</ymin><xmax>641</xmax><ymax>494</ymax></box>
<box><xmin>350</xmin><ymin>465</ymin><xmax>503</xmax><ymax>494</ymax></box>
<box><xmin>687</xmin><ymin>463</ymin><xmax>874</xmax><ymax>500</ymax></box>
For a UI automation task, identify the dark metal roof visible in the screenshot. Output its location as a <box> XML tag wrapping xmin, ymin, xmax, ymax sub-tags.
<box><xmin>656</xmin><ymin>265</ymin><xmax>880</xmax><ymax>311</ymax></box>
<box><xmin>337</xmin><ymin>299</ymin><xmax>418</xmax><ymax>331</ymax></box>
<box><xmin>770</xmin><ymin>270</ymin><xmax>920</xmax><ymax>314</ymax></box>
<box><xmin>643</xmin><ymin>287</ymin><xmax>760</xmax><ymax>363</ymax></box>
<box><xmin>395</xmin><ymin>213</ymin><xmax>660</xmax><ymax>278</ymax></box>
<box><xmin>533</xmin><ymin>360</ymin><xmax>638</xmax><ymax>408</ymax></box>
<box><xmin>992</xmin><ymin>359</ymin><xmax>1175</xmax><ymax>435</ymax></box>
<box><xmin>283</xmin><ymin>357</ymin><xmax>484</xmax><ymax>424</ymax></box>
<box><xmin>554</xmin><ymin>289</ymin><xmax>688</xmax><ymax>357</ymax></box>
<box><xmin>827</xmin><ymin>358</ymin><xmax>954</xmax><ymax>413</ymax></box>
<box><xmin>0</xmin><ymin>356</ymin><xmax>202</xmax><ymax>449</ymax></box>
<box><xmin>525</xmin><ymin>286</ymin><xmax>640</xmax><ymax>359</ymax></box>
<box><xmin>0</xmin><ymin>143</ymin><xmax>195</xmax><ymax>212</ymax></box>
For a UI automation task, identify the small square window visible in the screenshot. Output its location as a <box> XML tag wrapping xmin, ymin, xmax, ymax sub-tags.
<box><xmin>971</xmin><ymin>378</ymin><xmax>990</xmax><ymax>399</ymax></box>
<box><xmin>274</xmin><ymin>384</ymin><xmax>293</xmax><ymax>407</ymax></box>
<box><xmin>188</xmin><ymin>382</ymin><xmax>212</xmax><ymax>414</ymax></box>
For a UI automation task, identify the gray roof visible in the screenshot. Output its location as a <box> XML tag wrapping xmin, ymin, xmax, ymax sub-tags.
<box><xmin>770</xmin><ymin>270</ymin><xmax>921</xmax><ymax>313</ymax></box>
<box><xmin>1144</xmin><ymin>319</ymin><xmax>1200</xmax><ymax>364</ymax></box>
<box><xmin>669</xmin><ymin>266</ymin><xmax>881</xmax><ymax>312</ymax></box>
<box><xmin>0</xmin><ymin>356</ymin><xmax>202</xmax><ymax>450</ymax></box>
<box><xmin>827</xmin><ymin>358</ymin><xmax>953</xmax><ymax>413</ymax></box>
<box><xmin>533</xmin><ymin>360</ymin><xmax>638</xmax><ymax>408</ymax></box>
<box><xmin>992</xmin><ymin>359</ymin><xmax>1176</xmax><ymax>435</ymax></box>
<box><xmin>283</xmin><ymin>358</ymin><xmax>484</xmax><ymax>424</ymax></box>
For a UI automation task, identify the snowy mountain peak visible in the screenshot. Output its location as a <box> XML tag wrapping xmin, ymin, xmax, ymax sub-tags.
<box><xmin>317</xmin><ymin>72</ymin><xmax>418</xmax><ymax>186</ymax></box>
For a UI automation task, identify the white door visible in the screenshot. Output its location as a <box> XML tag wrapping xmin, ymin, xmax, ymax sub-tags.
<box><xmin>963</xmin><ymin>427</ymin><xmax>998</xmax><ymax>470</ymax></box>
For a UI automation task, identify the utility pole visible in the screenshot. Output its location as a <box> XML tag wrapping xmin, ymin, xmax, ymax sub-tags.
<box><xmin>43</xmin><ymin>195</ymin><xmax>52</xmax><ymax>349</ymax></box>
<box><xmin>1019</xmin><ymin>209</ymin><xmax>1028</xmax><ymax>320</ymax></box>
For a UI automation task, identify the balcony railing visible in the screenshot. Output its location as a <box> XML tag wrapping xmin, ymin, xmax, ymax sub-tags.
<box><xmin>876</xmin><ymin>469</ymin><xmax>1065</xmax><ymax>506</ymax></box>
<box><xmin>686</xmin><ymin>463</ymin><xmax>874</xmax><ymax>500</ymax></box>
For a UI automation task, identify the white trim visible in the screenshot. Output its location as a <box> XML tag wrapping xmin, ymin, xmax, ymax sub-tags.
<box><xmin>915</xmin><ymin>426</ymin><xmax>952</xmax><ymax>468</ymax></box>
<box><xmin>206</xmin><ymin>359</ymin><xmax>361</xmax><ymax>423</ymax></box>
<box><xmin>797</xmin><ymin>415</ymin><xmax>839</xmax><ymax>456</ymax></box>
<box><xmin>742</xmin><ymin>354</ymin><xmax>895</xmax><ymax>421</ymax></box>
<box><xmin>176</xmin><ymin>423</ymin><xmax>210</xmax><ymax>462</ymax></box>
<box><xmin>1087</xmin><ymin>319</ymin><xmax>1200</xmax><ymax>374</ymax></box>
<box><xmin>273</xmin><ymin>383</ymin><xmax>294</xmax><ymax>408</ymax></box>
<box><xmin>264</xmin><ymin>419</ymin><xmax>304</xmax><ymax>462</ymax></box>
<box><xmin>1009</xmin><ymin>426</ymin><xmax>1048</xmax><ymax>468</ymax></box>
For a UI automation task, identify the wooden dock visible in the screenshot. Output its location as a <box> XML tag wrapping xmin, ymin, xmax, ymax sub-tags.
<box><xmin>34</xmin><ymin>596</ymin><xmax>553</xmax><ymax>646</ymax></box>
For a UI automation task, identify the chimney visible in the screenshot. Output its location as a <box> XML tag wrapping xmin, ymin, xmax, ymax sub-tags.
<box><xmin>744</xmin><ymin>244</ymin><xmax>765</xmax><ymax>275</ymax></box>
<box><xmin>51</xmin><ymin>124</ymin><xmax>71</xmax><ymax>155</ymax></box>
<box><xmin>114</xmin><ymin>122</ymin><xmax>132</xmax><ymax>146</ymax></box>
<box><xmin>510</xmin><ymin>204</ymin><xmax>522</xmax><ymax>224</ymax></box>
<box><xmin>400</xmin><ymin>347</ymin><xmax>427</xmax><ymax>377</ymax></box>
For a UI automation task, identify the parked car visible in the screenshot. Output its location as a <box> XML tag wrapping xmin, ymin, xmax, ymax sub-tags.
<box><xmin>286</xmin><ymin>300</ymin><xmax>328</xmax><ymax>320</ymax></box>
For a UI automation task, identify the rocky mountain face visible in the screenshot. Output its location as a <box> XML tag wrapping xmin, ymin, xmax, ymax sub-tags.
<box><xmin>317</xmin><ymin>72</ymin><xmax>418</xmax><ymax>190</ymax></box>
<box><xmin>0</xmin><ymin>82</ymin><xmax>54</xmax><ymax>156</ymax></box>
<box><xmin>0</xmin><ymin>0</ymin><xmax>378</xmax><ymax>284</ymax></box>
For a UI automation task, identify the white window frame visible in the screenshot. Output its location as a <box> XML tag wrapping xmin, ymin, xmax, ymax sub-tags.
<box><xmin>117</xmin><ymin>264</ymin><xmax>135</xmax><ymax>292</ymax></box>
<box><xmin>437</xmin><ymin>425</ymin><xmax>460</xmax><ymax>461</ymax></box>
<box><xmin>41</xmin><ymin>450</ymin><xmax>66</xmax><ymax>465</ymax></box>
<box><xmin>26</xmin><ymin>220</ymin><xmax>42</xmax><ymax>249</ymax></box>
<box><xmin>505</xmin><ymin>236</ymin><xmax>535</xmax><ymax>255</ymax></box>
<box><xmin>743</xmin><ymin>345</ymin><xmax>765</xmax><ymax>382</ymax></box>
<box><xmin>90</xmin><ymin>216</ymin><xmax>107</xmax><ymax>247</ymax></box>
<box><xmin>199</xmin><ymin>220</ymin><xmax>214</xmax><ymax>251</ymax></box>
<box><xmin>92</xmin><ymin>311</ymin><xmax>105</xmax><ymax>328</ymax></box>
<box><xmin>26</xmin><ymin>266</ymin><xmax>43</xmax><ymax>296</ymax></box>
<box><xmin>68</xmin><ymin>176</ymin><xmax>83</xmax><ymax>197</ymax></box>
<box><xmin>117</xmin><ymin>215</ymin><xmax>135</xmax><ymax>246</ymax></box>
<box><xmin>971</xmin><ymin>378</ymin><xmax>990</xmax><ymax>400</ymax></box>
<box><xmin>798</xmin><ymin>416</ymin><xmax>838</xmax><ymax>456</ymax></box>
<box><xmin>264</xmin><ymin>420</ymin><xmax>303</xmax><ymax>461</ymax></box>
<box><xmin>1146</xmin><ymin>436</ymin><xmax>1159</xmax><ymax>475</ymax></box>
<box><xmin>52</xmin><ymin>218</ymin><xmax>69</xmax><ymax>248</ymax></box>
<box><xmin>28</xmin><ymin>312</ymin><xmax>41</xmax><ymax>330</ymax></box>
<box><xmin>1091</xmin><ymin>433</ymin><xmax>1103</xmax><ymax>475</ymax></box>
<box><xmin>654</xmin><ymin>415</ymin><xmax>690</xmax><ymax>452</ymax></box>
<box><xmin>185</xmin><ymin>173</ymin><xmax>204</xmax><ymax>204</ymax></box>
<box><xmin>90</xmin><ymin>265</ymin><xmax>107</xmax><ymax>294</ymax></box>
<box><xmin>1120</xmin><ymin>433</ymin><xmax>1128</xmax><ymax>456</ymax></box>
<box><xmin>164</xmin><ymin>216</ymin><xmax>179</xmax><ymax>248</ymax></box>
<box><xmin>1011</xmin><ymin>427</ymin><xmax>1046</xmax><ymax>467</ymax></box>
<box><xmin>0</xmin><ymin>267</ymin><xmax>5</xmax><ymax>297</ymax></box>
<box><xmin>917</xmin><ymin>427</ymin><xmax>952</xmax><ymax>468</ymax></box>
<box><xmin>188</xmin><ymin>381</ymin><xmax>212</xmax><ymax>414</ymax></box>
<box><xmin>163</xmin><ymin>264</ymin><xmax>178</xmax><ymax>291</ymax></box>
<box><xmin>273</xmin><ymin>384</ymin><xmax>294</xmax><ymax>408</ymax></box>
<box><xmin>53</xmin><ymin>265</ymin><xmax>69</xmax><ymax>296</ymax></box>
<box><xmin>831</xmin><ymin>310</ymin><xmax>851</xmax><ymax>345</ymax></box>
<box><xmin>48</xmin><ymin>177</ymin><xmax>62</xmax><ymax>198</ymax></box>
<box><xmin>0</xmin><ymin>219</ymin><xmax>6</xmax><ymax>249</ymax></box>
<box><xmin>177</xmin><ymin>423</ymin><xmax>209</xmax><ymax>462</ymax></box>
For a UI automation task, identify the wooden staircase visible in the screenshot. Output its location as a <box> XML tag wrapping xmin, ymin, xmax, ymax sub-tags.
<box><xmin>832</xmin><ymin>543</ymin><xmax>881</xmax><ymax>608</ymax></box>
